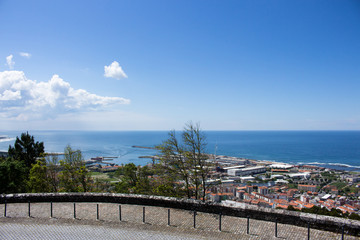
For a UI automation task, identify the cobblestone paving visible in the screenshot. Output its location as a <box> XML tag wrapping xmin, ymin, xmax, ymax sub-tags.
<box><xmin>0</xmin><ymin>203</ymin><xmax>358</xmax><ymax>240</ymax></box>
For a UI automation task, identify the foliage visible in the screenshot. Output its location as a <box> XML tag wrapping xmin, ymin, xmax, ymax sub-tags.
<box><xmin>92</xmin><ymin>178</ymin><xmax>113</xmax><ymax>192</ymax></box>
<box><xmin>320</xmin><ymin>172</ymin><xmax>337</xmax><ymax>181</ymax></box>
<box><xmin>182</xmin><ymin>122</ymin><xmax>209</xmax><ymax>200</ymax></box>
<box><xmin>27</xmin><ymin>158</ymin><xmax>51</xmax><ymax>193</ymax></box>
<box><xmin>156</xmin><ymin>122</ymin><xmax>210</xmax><ymax>200</ymax></box>
<box><xmin>330</xmin><ymin>181</ymin><xmax>347</xmax><ymax>189</ymax></box>
<box><xmin>0</xmin><ymin>158</ymin><xmax>27</xmax><ymax>193</ymax></box>
<box><xmin>287</xmin><ymin>205</ymin><xmax>300</xmax><ymax>211</ymax></box>
<box><xmin>45</xmin><ymin>155</ymin><xmax>60</xmax><ymax>192</ymax></box>
<box><xmin>0</xmin><ymin>132</ymin><xmax>45</xmax><ymax>193</ymax></box>
<box><xmin>58</xmin><ymin>145</ymin><xmax>92</xmax><ymax>192</ymax></box>
<box><xmin>287</xmin><ymin>205</ymin><xmax>350</xmax><ymax>218</ymax></box>
<box><xmin>349</xmin><ymin>213</ymin><xmax>360</xmax><ymax>220</ymax></box>
<box><xmin>156</xmin><ymin>130</ymin><xmax>192</xmax><ymax>198</ymax></box>
<box><xmin>8</xmin><ymin>132</ymin><xmax>44</xmax><ymax>170</ymax></box>
<box><xmin>114</xmin><ymin>163</ymin><xmax>152</xmax><ymax>194</ymax></box>
<box><xmin>287</xmin><ymin>183</ymin><xmax>298</xmax><ymax>189</ymax></box>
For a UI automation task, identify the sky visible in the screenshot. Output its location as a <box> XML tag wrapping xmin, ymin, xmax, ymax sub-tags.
<box><xmin>0</xmin><ymin>0</ymin><xmax>359</xmax><ymax>131</ymax></box>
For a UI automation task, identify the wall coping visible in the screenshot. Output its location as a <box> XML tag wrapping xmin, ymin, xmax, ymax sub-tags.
<box><xmin>1</xmin><ymin>193</ymin><xmax>359</xmax><ymax>236</ymax></box>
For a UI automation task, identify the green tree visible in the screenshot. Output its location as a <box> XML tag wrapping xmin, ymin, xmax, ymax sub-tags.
<box><xmin>0</xmin><ymin>158</ymin><xmax>27</xmax><ymax>193</ymax></box>
<box><xmin>152</xmin><ymin>176</ymin><xmax>185</xmax><ymax>198</ymax></box>
<box><xmin>45</xmin><ymin>155</ymin><xmax>60</xmax><ymax>192</ymax></box>
<box><xmin>287</xmin><ymin>205</ymin><xmax>299</xmax><ymax>211</ymax></box>
<box><xmin>8</xmin><ymin>132</ymin><xmax>44</xmax><ymax>170</ymax></box>
<box><xmin>58</xmin><ymin>146</ymin><xmax>91</xmax><ymax>192</ymax></box>
<box><xmin>27</xmin><ymin>158</ymin><xmax>51</xmax><ymax>193</ymax></box>
<box><xmin>114</xmin><ymin>163</ymin><xmax>152</xmax><ymax>194</ymax></box>
<box><xmin>349</xmin><ymin>213</ymin><xmax>360</xmax><ymax>220</ymax></box>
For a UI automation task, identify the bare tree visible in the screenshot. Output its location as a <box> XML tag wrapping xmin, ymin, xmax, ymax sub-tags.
<box><xmin>157</xmin><ymin>122</ymin><xmax>210</xmax><ymax>201</ymax></box>
<box><xmin>183</xmin><ymin>122</ymin><xmax>209</xmax><ymax>201</ymax></box>
<box><xmin>157</xmin><ymin>130</ymin><xmax>192</xmax><ymax>198</ymax></box>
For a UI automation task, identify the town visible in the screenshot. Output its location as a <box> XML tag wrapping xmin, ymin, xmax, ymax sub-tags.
<box><xmin>203</xmin><ymin>155</ymin><xmax>360</xmax><ymax>218</ymax></box>
<box><xmin>88</xmin><ymin>153</ymin><xmax>360</xmax><ymax>219</ymax></box>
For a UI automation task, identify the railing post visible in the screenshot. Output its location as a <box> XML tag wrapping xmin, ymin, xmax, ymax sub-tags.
<box><xmin>96</xmin><ymin>204</ymin><xmax>99</xmax><ymax>220</ymax></box>
<box><xmin>73</xmin><ymin>202</ymin><xmax>76</xmax><ymax>219</ymax></box>
<box><xmin>50</xmin><ymin>202</ymin><xmax>53</xmax><ymax>218</ymax></box>
<box><xmin>119</xmin><ymin>205</ymin><xmax>122</xmax><ymax>221</ymax></box>
<box><xmin>28</xmin><ymin>201</ymin><xmax>31</xmax><ymax>217</ymax></box>
<box><xmin>193</xmin><ymin>211</ymin><xmax>197</xmax><ymax>228</ymax></box>
<box><xmin>307</xmin><ymin>222</ymin><xmax>310</xmax><ymax>240</ymax></box>
<box><xmin>219</xmin><ymin>213</ymin><xmax>222</xmax><ymax>232</ymax></box>
<box><xmin>4</xmin><ymin>200</ymin><xmax>7</xmax><ymax>217</ymax></box>
<box><xmin>341</xmin><ymin>225</ymin><xmax>344</xmax><ymax>240</ymax></box>
<box><xmin>168</xmin><ymin>209</ymin><xmax>170</xmax><ymax>226</ymax></box>
<box><xmin>247</xmin><ymin>216</ymin><xmax>250</xmax><ymax>234</ymax></box>
<box><xmin>275</xmin><ymin>218</ymin><xmax>278</xmax><ymax>238</ymax></box>
<box><xmin>143</xmin><ymin>207</ymin><xmax>145</xmax><ymax>223</ymax></box>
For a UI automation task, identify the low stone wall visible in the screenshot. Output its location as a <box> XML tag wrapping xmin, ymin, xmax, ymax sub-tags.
<box><xmin>1</xmin><ymin>193</ymin><xmax>359</xmax><ymax>236</ymax></box>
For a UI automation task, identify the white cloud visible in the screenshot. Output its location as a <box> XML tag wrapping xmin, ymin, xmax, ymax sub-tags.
<box><xmin>6</xmin><ymin>55</ymin><xmax>14</xmax><ymax>69</ymax></box>
<box><xmin>19</xmin><ymin>52</ymin><xmax>31</xmax><ymax>58</ymax></box>
<box><xmin>0</xmin><ymin>70</ymin><xmax>130</xmax><ymax>120</ymax></box>
<box><xmin>104</xmin><ymin>61</ymin><xmax>128</xmax><ymax>80</ymax></box>
<box><xmin>0</xmin><ymin>90</ymin><xmax>21</xmax><ymax>100</ymax></box>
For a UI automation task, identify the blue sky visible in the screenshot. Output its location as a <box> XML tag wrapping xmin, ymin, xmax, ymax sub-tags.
<box><xmin>0</xmin><ymin>0</ymin><xmax>359</xmax><ymax>130</ymax></box>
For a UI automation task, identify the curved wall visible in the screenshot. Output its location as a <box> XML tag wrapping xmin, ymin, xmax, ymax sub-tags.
<box><xmin>1</xmin><ymin>193</ymin><xmax>359</xmax><ymax>236</ymax></box>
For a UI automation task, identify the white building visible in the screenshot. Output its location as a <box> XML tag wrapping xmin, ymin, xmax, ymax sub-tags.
<box><xmin>227</xmin><ymin>166</ymin><xmax>266</xmax><ymax>176</ymax></box>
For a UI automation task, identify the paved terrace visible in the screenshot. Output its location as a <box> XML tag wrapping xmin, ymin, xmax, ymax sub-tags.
<box><xmin>1</xmin><ymin>202</ymin><xmax>358</xmax><ymax>240</ymax></box>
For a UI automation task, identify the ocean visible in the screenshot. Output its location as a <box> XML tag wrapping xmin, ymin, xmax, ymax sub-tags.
<box><xmin>1</xmin><ymin>130</ymin><xmax>359</xmax><ymax>171</ymax></box>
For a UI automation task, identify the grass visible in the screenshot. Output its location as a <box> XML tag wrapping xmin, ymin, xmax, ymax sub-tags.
<box><xmin>330</xmin><ymin>181</ymin><xmax>347</xmax><ymax>189</ymax></box>
<box><xmin>90</xmin><ymin>172</ymin><xmax>118</xmax><ymax>182</ymax></box>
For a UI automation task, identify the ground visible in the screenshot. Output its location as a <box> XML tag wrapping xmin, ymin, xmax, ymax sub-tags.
<box><xmin>0</xmin><ymin>202</ymin><xmax>357</xmax><ymax>240</ymax></box>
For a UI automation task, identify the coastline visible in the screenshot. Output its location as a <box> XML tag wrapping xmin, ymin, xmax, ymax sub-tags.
<box><xmin>0</xmin><ymin>131</ymin><xmax>359</xmax><ymax>172</ymax></box>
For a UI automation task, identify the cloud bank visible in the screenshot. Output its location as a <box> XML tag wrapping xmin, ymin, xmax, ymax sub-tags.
<box><xmin>0</xmin><ymin>70</ymin><xmax>130</xmax><ymax>120</ymax></box>
<box><xmin>104</xmin><ymin>61</ymin><xmax>128</xmax><ymax>80</ymax></box>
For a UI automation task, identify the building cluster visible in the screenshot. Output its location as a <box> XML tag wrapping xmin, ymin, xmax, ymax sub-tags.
<box><xmin>205</xmin><ymin>156</ymin><xmax>360</xmax><ymax>215</ymax></box>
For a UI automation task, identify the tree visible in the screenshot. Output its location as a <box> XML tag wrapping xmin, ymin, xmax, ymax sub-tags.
<box><xmin>27</xmin><ymin>158</ymin><xmax>51</xmax><ymax>193</ymax></box>
<box><xmin>157</xmin><ymin>130</ymin><xmax>193</xmax><ymax>198</ymax></box>
<box><xmin>182</xmin><ymin>122</ymin><xmax>209</xmax><ymax>200</ymax></box>
<box><xmin>0</xmin><ymin>158</ymin><xmax>27</xmax><ymax>193</ymax></box>
<box><xmin>58</xmin><ymin>145</ymin><xmax>91</xmax><ymax>192</ymax></box>
<box><xmin>349</xmin><ymin>213</ymin><xmax>360</xmax><ymax>220</ymax></box>
<box><xmin>45</xmin><ymin>155</ymin><xmax>60</xmax><ymax>192</ymax></box>
<box><xmin>8</xmin><ymin>132</ymin><xmax>44</xmax><ymax>170</ymax></box>
<box><xmin>114</xmin><ymin>163</ymin><xmax>152</xmax><ymax>194</ymax></box>
<box><xmin>157</xmin><ymin>122</ymin><xmax>210</xmax><ymax>201</ymax></box>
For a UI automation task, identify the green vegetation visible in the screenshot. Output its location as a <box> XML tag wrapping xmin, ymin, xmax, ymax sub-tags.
<box><xmin>58</xmin><ymin>146</ymin><xmax>91</xmax><ymax>192</ymax></box>
<box><xmin>0</xmin><ymin>134</ymin><xmax>96</xmax><ymax>194</ymax></box>
<box><xmin>0</xmin><ymin>132</ymin><xmax>44</xmax><ymax>193</ymax></box>
<box><xmin>8</xmin><ymin>132</ymin><xmax>45</xmax><ymax>170</ymax></box>
<box><xmin>156</xmin><ymin>122</ymin><xmax>210</xmax><ymax>200</ymax></box>
<box><xmin>287</xmin><ymin>205</ymin><xmax>359</xmax><ymax>219</ymax></box>
<box><xmin>321</xmin><ymin>171</ymin><xmax>337</xmax><ymax>182</ymax></box>
<box><xmin>90</xmin><ymin>172</ymin><xmax>118</xmax><ymax>182</ymax></box>
<box><xmin>288</xmin><ymin>183</ymin><xmax>298</xmax><ymax>189</ymax></box>
<box><xmin>28</xmin><ymin>158</ymin><xmax>51</xmax><ymax>193</ymax></box>
<box><xmin>330</xmin><ymin>182</ymin><xmax>347</xmax><ymax>189</ymax></box>
<box><xmin>0</xmin><ymin>158</ymin><xmax>27</xmax><ymax>193</ymax></box>
<box><xmin>1</xmin><ymin>130</ymin><xmax>359</xmax><ymax>221</ymax></box>
<box><xmin>107</xmin><ymin>122</ymin><xmax>211</xmax><ymax>200</ymax></box>
<box><xmin>0</xmin><ymin>125</ymin><xmax>210</xmax><ymax>200</ymax></box>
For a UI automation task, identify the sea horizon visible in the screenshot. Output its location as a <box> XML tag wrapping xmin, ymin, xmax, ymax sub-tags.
<box><xmin>1</xmin><ymin>130</ymin><xmax>359</xmax><ymax>172</ymax></box>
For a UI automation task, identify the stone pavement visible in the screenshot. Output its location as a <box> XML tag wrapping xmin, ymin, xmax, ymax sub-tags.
<box><xmin>0</xmin><ymin>203</ymin><xmax>358</xmax><ymax>240</ymax></box>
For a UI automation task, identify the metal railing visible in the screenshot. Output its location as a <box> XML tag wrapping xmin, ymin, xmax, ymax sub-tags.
<box><xmin>1</xmin><ymin>200</ymin><xmax>352</xmax><ymax>240</ymax></box>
